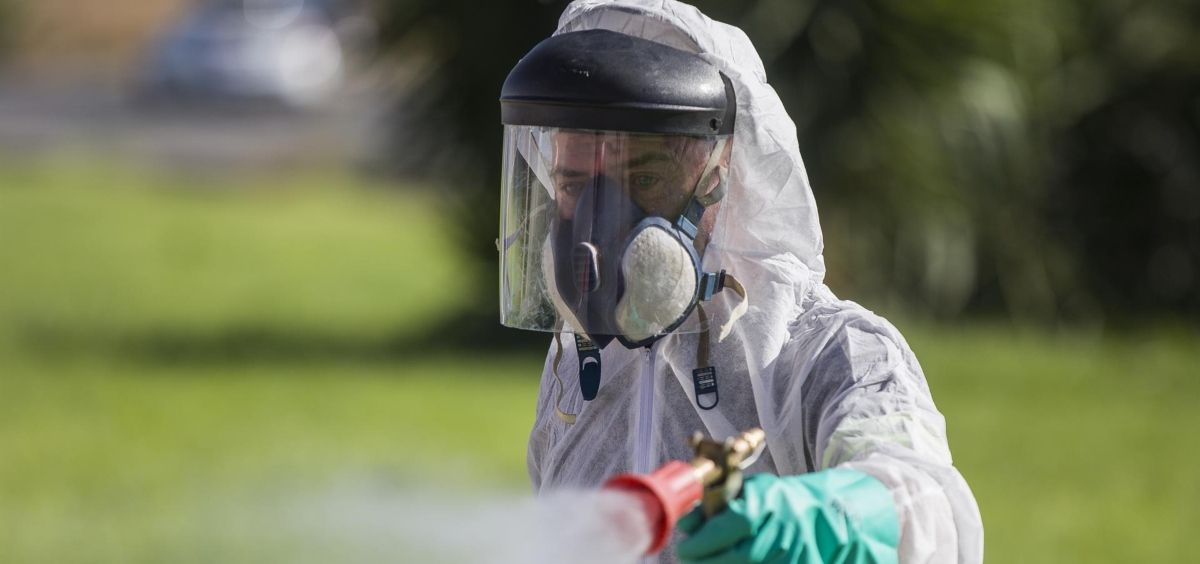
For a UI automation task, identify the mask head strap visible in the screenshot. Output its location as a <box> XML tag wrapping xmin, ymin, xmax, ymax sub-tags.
<box><xmin>674</xmin><ymin>137</ymin><xmax>729</xmax><ymax>240</ymax></box>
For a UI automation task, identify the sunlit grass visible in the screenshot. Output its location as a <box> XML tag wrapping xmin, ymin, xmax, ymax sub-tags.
<box><xmin>908</xmin><ymin>325</ymin><xmax>1200</xmax><ymax>563</ymax></box>
<box><xmin>0</xmin><ymin>158</ymin><xmax>471</xmax><ymax>346</ymax></box>
<box><xmin>0</xmin><ymin>352</ymin><xmax>540</xmax><ymax>564</ymax></box>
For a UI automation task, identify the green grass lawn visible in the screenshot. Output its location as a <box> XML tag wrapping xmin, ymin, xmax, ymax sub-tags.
<box><xmin>1</xmin><ymin>158</ymin><xmax>1197</xmax><ymax>563</ymax></box>
<box><xmin>909</xmin><ymin>326</ymin><xmax>1200</xmax><ymax>562</ymax></box>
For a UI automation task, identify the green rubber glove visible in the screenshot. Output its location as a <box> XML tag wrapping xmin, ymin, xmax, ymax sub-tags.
<box><xmin>675</xmin><ymin>469</ymin><xmax>899</xmax><ymax>564</ymax></box>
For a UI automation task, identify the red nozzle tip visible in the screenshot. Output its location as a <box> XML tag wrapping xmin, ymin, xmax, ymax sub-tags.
<box><xmin>602</xmin><ymin>461</ymin><xmax>703</xmax><ymax>555</ymax></box>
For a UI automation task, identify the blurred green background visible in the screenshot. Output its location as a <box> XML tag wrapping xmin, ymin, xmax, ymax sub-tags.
<box><xmin>1</xmin><ymin>0</ymin><xmax>1198</xmax><ymax>563</ymax></box>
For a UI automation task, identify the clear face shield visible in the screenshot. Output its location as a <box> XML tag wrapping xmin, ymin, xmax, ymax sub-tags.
<box><xmin>499</xmin><ymin>125</ymin><xmax>730</xmax><ymax>348</ymax></box>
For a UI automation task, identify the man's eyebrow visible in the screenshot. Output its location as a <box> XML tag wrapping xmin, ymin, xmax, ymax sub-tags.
<box><xmin>551</xmin><ymin>167</ymin><xmax>590</xmax><ymax>178</ymax></box>
<box><xmin>624</xmin><ymin>151</ymin><xmax>674</xmax><ymax>168</ymax></box>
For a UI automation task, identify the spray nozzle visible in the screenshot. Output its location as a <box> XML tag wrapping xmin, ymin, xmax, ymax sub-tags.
<box><xmin>601</xmin><ymin>428</ymin><xmax>766</xmax><ymax>555</ymax></box>
<box><xmin>689</xmin><ymin>427</ymin><xmax>766</xmax><ymax>517</ymax></box>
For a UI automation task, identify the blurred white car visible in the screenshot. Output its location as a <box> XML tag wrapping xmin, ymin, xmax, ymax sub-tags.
<box><xmin>141</xmin><ymin>0</ymin><xmax>346</xmax><ymax>108</ymax></box>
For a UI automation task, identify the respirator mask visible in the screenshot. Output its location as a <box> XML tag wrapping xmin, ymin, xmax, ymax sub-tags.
<box><xmin>499</xmin><ymin>127</ymin><xmax>736</xmax><ymax>348</ymax></box>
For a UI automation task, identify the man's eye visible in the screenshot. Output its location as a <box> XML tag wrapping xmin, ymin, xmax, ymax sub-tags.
<box><xmin>630</xmin><ymin>173</ymin><xmax>661</xmax><ymax>190</ymax></box>
<box><xmin>559</xmin><ymin>181</ymin><xmax>585</xmax><ymax>196</ymax></box>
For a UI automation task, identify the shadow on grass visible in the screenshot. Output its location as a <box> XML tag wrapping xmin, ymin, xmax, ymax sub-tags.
<box><xmin>17</xmin><ymin>312</ymin><xmax>550</xmax><ymax>365</ymax></box>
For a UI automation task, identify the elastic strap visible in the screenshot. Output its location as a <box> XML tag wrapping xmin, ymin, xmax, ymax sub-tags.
<box><xmin>692</xmin><ymin>305</ymin><xmax>719</xmax><ymax>410</ymax></box>
<box><xmin>551</xmin><ymin>332</ymin><xmax>578</xmax><ymax>425</ymax></box>
<box><xmin>718</xmin><ymin>273</ymin><xmax>748</xmax><ymax>342</ymax></box>
<box><xmin>675</xmin><ymin>137</ymin><xmax>729</xmax><ymax>239</ymax></box>
<box><xmin>693</xmin><ymin>137</ymin><xmax>729</xmax><ymax>207</ymax></box>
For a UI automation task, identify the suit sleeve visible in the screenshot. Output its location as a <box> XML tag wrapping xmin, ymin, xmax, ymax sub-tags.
<box><xmin>799</xmin><ymin>318</ymin><xmax>984</xmax><ymax>563</ymax></box>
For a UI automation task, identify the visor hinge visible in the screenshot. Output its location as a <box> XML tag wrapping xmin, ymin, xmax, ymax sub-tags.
<box><xmin>699</xmin><ymin>270</ymin><xmax>727</xmax><ymax>301</ymax></box>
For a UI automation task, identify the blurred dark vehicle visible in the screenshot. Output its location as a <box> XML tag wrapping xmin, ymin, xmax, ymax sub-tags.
<box><xmin>138</xmin><ymin>0</ymin><xmax>362</xmax><ymax>109</ymax></box>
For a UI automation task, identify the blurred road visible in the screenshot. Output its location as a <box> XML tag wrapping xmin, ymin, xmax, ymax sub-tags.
<box><xmin>0</xmin><ymin>72</ymin><xmax>386</xmax><ymax>172</ymax></box>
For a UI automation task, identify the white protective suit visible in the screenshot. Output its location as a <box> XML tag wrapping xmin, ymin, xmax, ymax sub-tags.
<box><xmin>525</xmin><ymin>2</ymin><xmax>984</xmax><ymax>562</ymax></box>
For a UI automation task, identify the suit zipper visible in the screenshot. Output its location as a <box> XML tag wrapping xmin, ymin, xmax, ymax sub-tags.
<box><xmin>634</xmin><ymin>344</ymin><xmax>656</xmax><ymax>475</ymax></box>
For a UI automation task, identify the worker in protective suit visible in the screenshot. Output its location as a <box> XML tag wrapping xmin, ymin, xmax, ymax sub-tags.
<box><xmin>498</xmin><ymin>1</ymin><xmax>983</xmax><ymax>562</ymax></box>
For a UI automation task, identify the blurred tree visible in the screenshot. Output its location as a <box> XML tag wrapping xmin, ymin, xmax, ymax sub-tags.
<box><xmin>374</xmin><ymin>0</ymin><xmax>565</xmax><ymax>315</ymax></box>
<box><xmin>375</xmin><ymin>0</ymin><xmax>1200</xmax><ymax>327</ymax></box>
<box><xmin>0</xmin><ymin>0</ymin><xmax>14</xmax><ymax>59</ymax></box>
<box><xmin>725</xmin><ymin>0</ymin><xmax>1041</xmax><ymax>320</ymax></box>
<box><xmin>1042</xmin><ymin>0</ymin><xmax>1200</xmax><ymax>322</ymax></box>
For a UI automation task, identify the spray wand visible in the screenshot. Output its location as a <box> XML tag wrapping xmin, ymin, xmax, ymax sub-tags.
<box><xmin>602</xmin><ymin>428</ymin><xmax>766</xmax><ymax>555</ymax></box>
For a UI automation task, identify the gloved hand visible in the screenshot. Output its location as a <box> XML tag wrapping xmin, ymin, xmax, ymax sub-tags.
<box><xmin>675</xmin><ymin>469</ymin><xmax>899</xmax><ymax>564</ymax></box>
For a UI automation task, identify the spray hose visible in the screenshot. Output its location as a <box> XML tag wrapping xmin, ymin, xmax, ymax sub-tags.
<box><xmin>601</xmin><ymin>428</ymin><xmax>766</xmax><ymax>555</ymax></box>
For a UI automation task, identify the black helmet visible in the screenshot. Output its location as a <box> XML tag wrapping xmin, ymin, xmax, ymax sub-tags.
<box><xmin>501</xmin><ymin>29</ymin><xmax>735</xmax><ymax>136</ymax></box>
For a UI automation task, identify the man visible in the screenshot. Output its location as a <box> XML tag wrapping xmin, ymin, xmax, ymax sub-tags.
<box><xmin>497</xmin><ymin>1</ymin><xmax>983</xmax><ymax>562</ymax></box>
